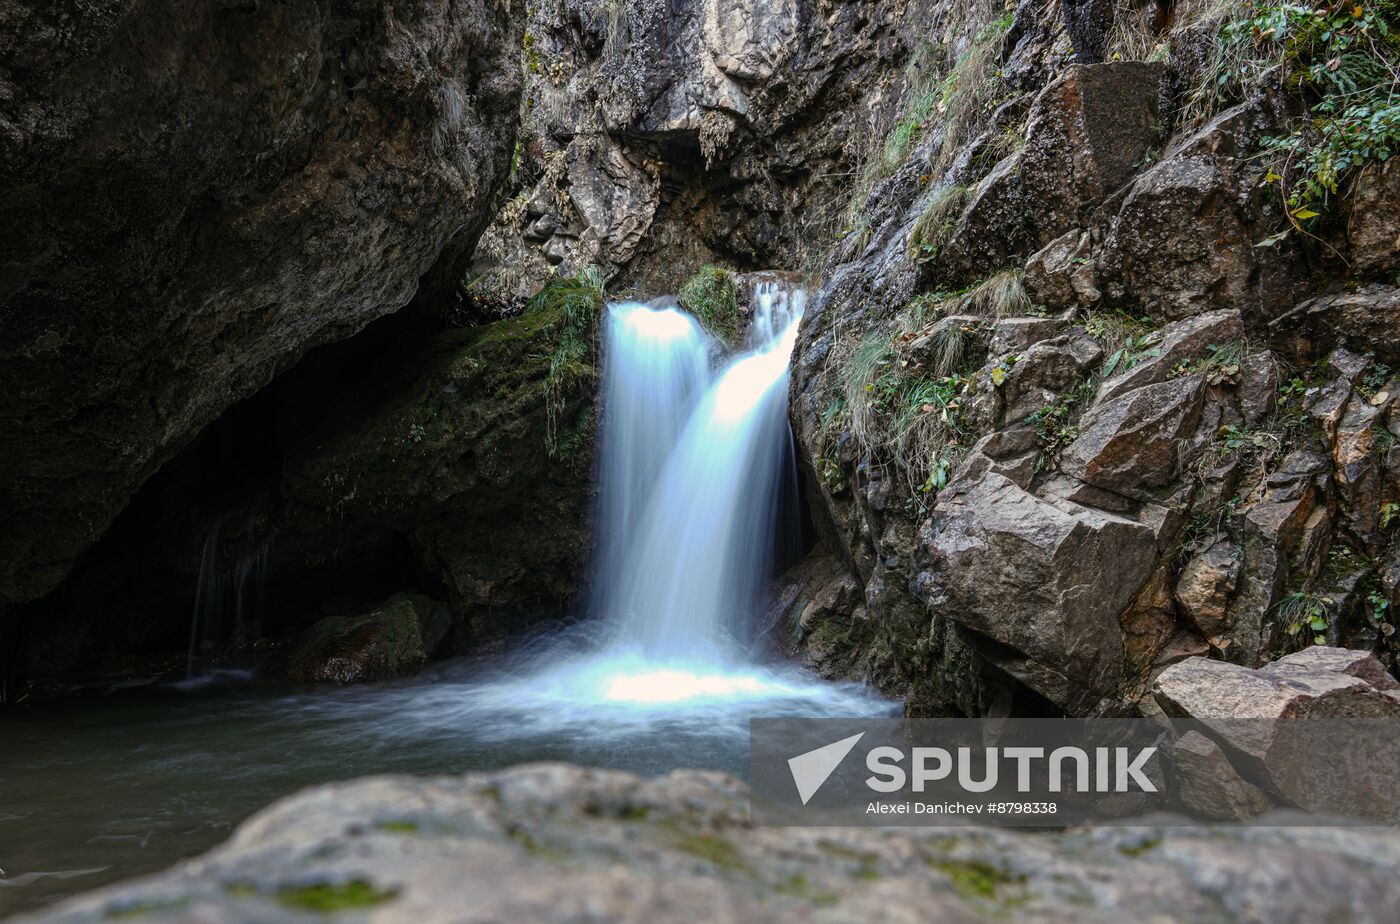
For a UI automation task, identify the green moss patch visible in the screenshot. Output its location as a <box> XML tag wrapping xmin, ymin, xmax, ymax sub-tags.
<box><xmin>678</xmin><ymin>265</ymin><xmax>742</xmax><ymax>343</ymax></box>
<box><xmin>673</xmin><ymin>832</ymin><xmax>750</xmax><ymax>871</ymax></box>
<box><xmin>273</xmin><ymin>880</ymin><xmax>399</xmax><ymax>912</ymax></box>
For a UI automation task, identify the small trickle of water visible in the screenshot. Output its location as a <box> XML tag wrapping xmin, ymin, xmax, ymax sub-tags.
<box><xmin>185</xmin><ymin>524</ymin><xmax>271</xmax><ymax>679</ymax></box>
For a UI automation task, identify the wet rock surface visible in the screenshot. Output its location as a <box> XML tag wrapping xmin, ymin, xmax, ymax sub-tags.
<box><xmin>20</xmin><ymin>763</ymin><xmax>1400</xmax><ymax>924</ymax></box>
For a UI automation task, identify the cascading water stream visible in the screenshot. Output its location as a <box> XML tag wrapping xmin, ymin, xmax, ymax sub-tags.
<box><xmin>601</xmin><ymin>284</ymin><xmax>804</xmax><ymax>663</ymax></box>
<box><xmin>442</xmin><ymin>278</ymin><xmax>883</xmax><ymax>718</ymax></box>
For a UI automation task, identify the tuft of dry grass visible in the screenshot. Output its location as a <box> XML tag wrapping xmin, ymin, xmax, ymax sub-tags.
<box><xmin>967</xmin><ymin>269</ymin><xmax>1030</xmax><ymax>318</ymax></box>
<box><xmin>908</xmin><ymin>184</ymin><xmax>971</xmax><ymax>260</ymax></box>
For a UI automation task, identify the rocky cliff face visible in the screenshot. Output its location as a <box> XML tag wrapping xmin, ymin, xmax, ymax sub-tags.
<box><xmin>0</xmin><ymin>0</ymin><xmax>522</xmax><ymax>611</ymax></box>
<box><xmin>467</xmin><ymin>0</ymin><xmax>926</xmax><ymax>298</ymax></box>
<box><xmin>786</xmin><ymin>0</ymin><xmax>1400</xmax><ymax>716</ymax></box>
<box><xmin>12</xmin><ymin>278</ymin><xmax>601</xmax><ymax>691</ymax></box>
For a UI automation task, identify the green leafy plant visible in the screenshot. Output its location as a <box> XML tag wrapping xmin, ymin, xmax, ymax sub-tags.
<box><xmin>1278</xmin><ymin>376</ymin><xmax>1310</xmax><ymax>406</ymax></box>
<box><xmin>1197</xmin><ymin>2</ymin><xmax>1400</xmax><ymax>237</ymax></box>
<box><xmin>1278</xmin><ymin>590</ymin><xmax>1332</xmax><ymax>645</ymax></box>
<box><xmin>1028</xmin><ymin>378</ymin><xmax>1095</xmax><ymax>472</ymax></box>
<box><xmin>1361</xmin><ymin>360</ymin><xmax>1393</xmax><ymax>396</ymax></box>
<box><xmin>1085</xmin><ymin>310</ymin><xmax>1159</xmax><ymax>364</ymax></box>
<box><xmin>529</xmin><ymin>267</ymin><xmax>604</xmax><ymax>456</ymax></box>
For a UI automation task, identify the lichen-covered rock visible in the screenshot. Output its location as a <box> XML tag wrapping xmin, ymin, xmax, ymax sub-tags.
<box><xmin>281</xmin><ymin>594</ymin><xmax>452</xmax><ymax>684</ymax></box>
<box><xmin>1097</xmin><ymin>103</ymin><xmax>1276</xmax><ymax>321</ymax></box>
<box><xmin>1018</xmin><ymin>62</ymin><xmax>1164</xmax><ymax>243</ymax></box>
<box><xmin>1271</xmin><ymin>285</ymin><xmax>1400</xmax><ymax>366</ymax></box>
<box><xmin>473</xmin><ymin>0</ymin><xmax>925</xmax><ymax>297</ymax></box>
<box><xmin>22</xmin><ymin>763</ymin><xmax>1400</xmax><ymax>924</ymax></box>
<box><xmin>1348</xmin><ymin>160</ymin><xmax>1400</xmax><ymax>275</ymax></box>
<box><xmin>0</xmin><ymin>0</ymin><xmax>522</xmax><ymax>608</ymax></box>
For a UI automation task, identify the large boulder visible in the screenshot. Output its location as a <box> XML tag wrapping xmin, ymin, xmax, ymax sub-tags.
<box><xmin>281</xmin><ymin>593</ymin><xmax>452</xmax><ymax>684</ymax></box>
<box><xmin>0</xmin><ymin>0</ymin><xmax>522</xmax><ymax>607</ymax></box>
<box><xmin>1098</xmin><ymin>104</ymin><xmax>1270</xmax><ymax>321</ymax></box>
<box><xmin>912</xmin><ymin>473</ymin><xmax>1162</xmax><ymax>709</ymax></box>
<box><xmin>1154</xmin><ymin>648</ymin><xmax>1400</xmax><ymax>821</ymax></box>
<box><xmin>1018</xmin><ymin>62</ymin><xmax>1163</xmax><ymax>244</ymax></box>
<box><xmin>22</xmin><ymin>764</ymin><xmax>1400</xmax><ymax>923</ymax></box>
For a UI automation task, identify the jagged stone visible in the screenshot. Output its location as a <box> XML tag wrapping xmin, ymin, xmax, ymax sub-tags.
<box><xmin>954</xmin><ymin>429</ymin><xmax>1040</xmax><ymax>491</ymax></box>
<box><xmin>1174</xmin><ymin>540</ymin><xmax>1240</xmax><ymax>642</ymax></box>
<box><xmin>1062</xmin><ymin>375</ymin><xmax>1207</xmax><ymax>494</ymax></box>
<box><xmin>1348</xmin><ymin>160</ymin><xmax>1400</xmax><ymax>275</ymax></box>
<box><xmin>1229</xmin><ymin>452</ymin><xmax>1333</xmax><ymax>662</ymax></box>
<box><xmin>1098</xmin><ymin>104</ymin><xmax>1269</xmax><ymax>321</ymax></box>
<box><xmin>1237</xmin><ymin>351</ymin><xmax>1279</xmax><ymax>427</ymax></box>
<box><xmin>990</xmin><ymin>316</ymin><xmax>1067</xmax><ymax>354</ymax></box>
<box><xmin>1270</xmin><ymin>285</ymin><xmax>1400</xmax><ymax>366</ymax></box>
<box><xmin>999</xmin><ymin>332</ymin><xmax>1103</xmax><ymax>423</ymax></box>
<box><xmin>1271</xmin><ymin>646</ymin><xmax>1400</xmax><ymax>691</ymax></box>
<box><xmin>1096</xmin><ymin>310</ymin><xmax>1243</xmax><ymax>403</ymax></box>
<box><xmin>1154</xmin><ymin>649</ymin><xmax>1400</xmax><ymax>821</ymax></box>
<box><xmin>913</xmin><ymin>473</ymin><xmax>1161</xmax><ymax>707</ymax></box>
<box><xmin>1019</xmin><ymin>62</ymin><xmax>1164</xmax><ymax>244</ymax></box>
<box><xmin>1023</xmin><ymin>230</ymin><xmax>1099</xmax><ymax>311</ymax></box>
<box><xmin>1173</xmin><ymin>730</ymin><xmax>1276</xmax><ymax>821</ymax></box>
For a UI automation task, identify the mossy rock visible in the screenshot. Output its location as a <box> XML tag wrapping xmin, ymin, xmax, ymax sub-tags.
<box><xmin>278</xmin><ymin>275</ymin><xmax>602</xmax><ymax>648</ymax></box>
<box><xmin>678</xmin><ymin>265</ymin><xmax>742</xmax><ymax>343</ymax></box>
<box><xmin>280</xmin><ymin>593</ymin><xmax>452</xmax><ymax>684</ymax></box>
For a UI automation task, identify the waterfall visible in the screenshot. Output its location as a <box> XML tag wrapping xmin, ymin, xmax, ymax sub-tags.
<box><xmin>186</xmin><ymin>523</ymin><xmax>270</xmax><ymax>679</ymax></box>
<box><xmin>599</xmin><ymin>283</ymin><xmax>806</xmax><ymax>662</ymax></box>
<box><xmin>592</xmin><ymin>301</ymin><xmax>711</xmax><ymax>609</ymax></box>
<box><xmin>446</xmin><ymin>277</ymin><xmax>883</xmax><ymax>725</ymax></box>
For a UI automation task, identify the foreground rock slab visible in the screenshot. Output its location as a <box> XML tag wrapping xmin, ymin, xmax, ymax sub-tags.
<box><xmin>21</xmin><ymin>764</ymin><xmax>1400</xmax><ymax>923</ymax></box>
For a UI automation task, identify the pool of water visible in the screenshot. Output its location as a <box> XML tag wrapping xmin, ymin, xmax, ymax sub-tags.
<box><xmin>0</xmin><ymin>632</ymin><xmax>891</xmax><ymax>916</ymax></box>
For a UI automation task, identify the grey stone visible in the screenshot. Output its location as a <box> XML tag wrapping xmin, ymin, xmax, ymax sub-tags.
<box><xmin>21</xmin><ymin>764</ymin><xmax>1400</xmax><ymax>924</ymax></box>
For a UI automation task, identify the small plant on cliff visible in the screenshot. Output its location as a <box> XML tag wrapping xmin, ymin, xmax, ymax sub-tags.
<box><xmin>1278</xmin><ymin>590</ymin><xmax>1332</xmax><ymax>645</ymax></box>
<box><xmin>678</xmin><ymin>264</ymin><xmax>743</xmax><ymax>343</ymax></box>
<box><xmin>529</xmin><ymin>267</ymin><xmax>604</xmax><ymax>456</ymax></box>
<box><xmin>908</xmin><ymin>183</ymin><xmax>971</xmax><ymax>260</ymax></box>
<box><xmin>1028</xmin><ymin>378</ymin><xmax>1094</xmax><ymax>472</ymax></box>
<box><xmin>1192</xmin><ymin>1</ymin><xmax>1400</xmax><ymax>232</ymax></box>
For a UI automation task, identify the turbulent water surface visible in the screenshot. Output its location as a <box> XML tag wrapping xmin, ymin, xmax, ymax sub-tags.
<box><xmin>0</xmin><ymin>284</ymin><xmax>892</xmax><ymax>915</ymax></box>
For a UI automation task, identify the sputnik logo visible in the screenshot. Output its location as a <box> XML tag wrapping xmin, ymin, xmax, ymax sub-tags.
<box><xmin>787</xmin><ymin>732</ymin><xmax>865</xmax><ymax>805</ymax></box>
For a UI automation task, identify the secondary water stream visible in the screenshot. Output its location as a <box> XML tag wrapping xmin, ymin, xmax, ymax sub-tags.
<box><xmin>0</xmin><ymin>281</ymin><xmax>890</xmax><ymax>916</ymax></box>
